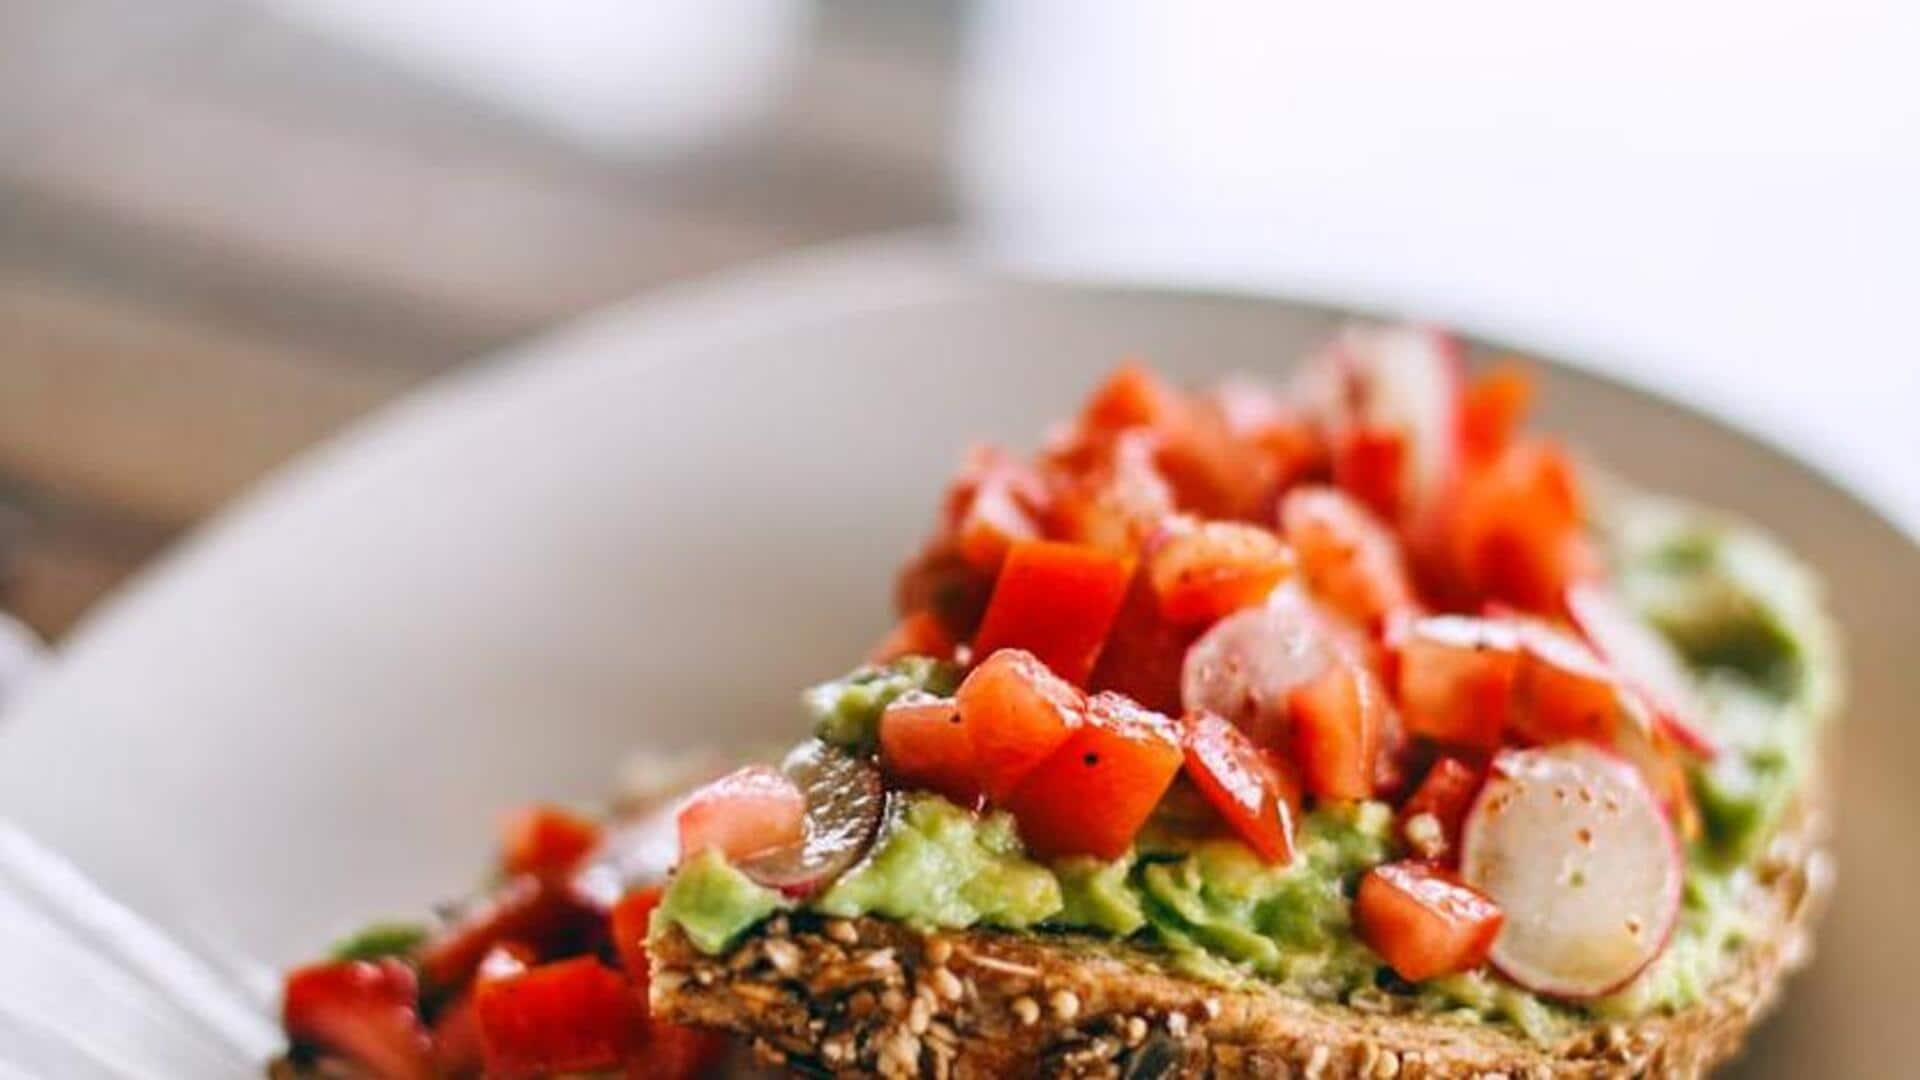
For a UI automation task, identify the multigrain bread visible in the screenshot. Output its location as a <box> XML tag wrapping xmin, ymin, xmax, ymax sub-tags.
<box><xmin>651</xmin><ymin>794</ymin><xmax>1831</xmax><ymax>1079</ymax></box>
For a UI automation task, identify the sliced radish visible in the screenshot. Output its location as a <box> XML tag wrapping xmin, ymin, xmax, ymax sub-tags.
<box><xmin>1565</xmin><ymin>582</ymin><xmax>1716</xmax><ymax>757</ymax></box>
<box><xmin>1306</xmin><ymin>326</ymin><xmax>1464</xmax><ymax>524</ymax></box>
<box><xmin>1181</xmin><ymin>583</ymin><xmax>1340</xmax><ymax>747</ymax></box>
<box><xmin>1460</xmin><ymin>743</ymin><xmax>1683</xmax><ymax>999</ymax></box>
<box><xmin>736</xmin><ymin>740</ymin><xmax>887</xmax><ymax>898</ymax></box>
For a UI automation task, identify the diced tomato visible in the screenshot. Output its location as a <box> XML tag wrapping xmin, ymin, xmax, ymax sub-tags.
<box><xmin>941</xmin><ymin>444</ymin><xmax>1046</xmax><ymax>531</ymax></box>
<box><xmin>868</xmin><ymin>610</ymin><xmax>957</xmax><ymax>665</ymax></box>
<box><xmin>477</xmin><ymin>958</ymin><xmax>636</xmax><ymax>1078</ymax></box>
<box><xmin>607</xmin><ymin>889</ymin><xmax>729</xmax><ymax>1079</ymax></box>
<box><xmin>971</xmin><ymin>540</ymin><xmax>1133</xmax><ymax>685</ymax></box>
<box><xmin>1077</xmin><ymin>364</ymin><xmax>1270</xmax><ymax>520</ymax></box>
<box><xmin>1088</xmin><ymin>570</ymin><xmax>1194</xmax><ymax>715</ymax></box>
<box><xmin>1288</xmin><ymin>661</ymin><xmax>1387</xmax><ymax>801</ymax></box>
<box><xmin>1279</xmin><ymin>487</ymin><xmax>1420</xmax><ymax>630</ymax></box>
<box><xmin>1398</xmin><ymin>757</ymin><xmax>1485</xmax><ymax>862</ymax></box>
<box><xmin>1394</xmin><ymin>616</ymin><xmax>1523</xmax><ymax>751</ymax></box>
<box><xmin>1458</xmin><ymin>363</ymin><xmax>1534</xmax><ymax>464</ymax></box>
<box><xmin>1180</xmin><ymin>710</ymin><xmax>1301</xmax><ymax>863</ymax></box>
<box><xmin>1146</xmin><ymin>519</ymin><xmax>1293</xmax><ymax>625</ymax></box>
<box><xmin>931</xmin><ymin>445</ymin><xmax>1050</xmax><ymax>575</ymax></box>
<box><xmin>676</xmin><ymin>765</ymin><xmax>807</xmax><ymax>864</ymax></box>
<box><xmin>283</xmin><ymin>959</ymin><xmax>434</xmax><ymax>1080</ymax></box>
<box><xmin>1511</xmin><ymin>623</ymin><xmax>1625</xmax><ymax>745</ymax></box>
<box><xmin>1209</xmin><ymin>377</ymin><xmax>1327</xmax><ymax>488</ymax></box>
<box><xmin>879</xmin><ymin>694</ymin><xmax>984</xmax><ymax>807</ymax></box>
<box><xmin>1044</xmin><ymin>429</ymin><xmax>1178</xmax><ymax>557</ymax></box>
<box><xmin>500</xmin><ymin>805</ymin><xmax>601</xmax><ymax>880</ymax></box>
<box><xmin>417</xmin><ymin>875</ymin><xmax>606</xmax><ymax>997</ymax></box>
<box><xmin>1157</xmin><ymin>400</ymin><xmax>1273</xmax><ymax>522</ymax></box>
<box><xmin>1082</xmin><ymin>362</ymin><xmax>1187</xmax><ymax>431</ymax></box>
<box><xmin>609</xmin><ymin>887</ymin><xmax>664</xmax><ymax>1003</ymax></box>
<box><xmin>954</xmin><ymin>649</ymin><xmax>1084</xmax><ymax>800</ymax></box>
<box><xmin>1449</xmin><ymin>439</ymin><xmax>1599</xmax><ymax>612</ymax></box>
<box><xmin>1355</xmin><ymin>861</ymin><xmax>1504</xmax><ymax>982</ymax></box>
<box><xmin>628</xmin><ymin>1021</ymin><xmax>730</xmax><ymax>1079</ymax></box>
<box><xmin>1331</xmin><ymin>427</ymin><xmax>1409</xmax><ymax>524</ymax></box>
<box><xmin>956</xmin><ymin>477</ymin><xmax>1041</xmax><ymax>573</ymax></box>
<box><xmin>429</xmin><ymin>991</ymin><xmax>484</xmax><ymax>1076</ymax></box>
<box><xmin>1005</xmin><ymin>692</ymin><xmax>1184</xmax><ymax>859</ymax></box>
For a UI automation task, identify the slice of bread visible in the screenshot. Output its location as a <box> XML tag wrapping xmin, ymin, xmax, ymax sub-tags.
<box><xmin>650</xmin><ymin>792</ymin><xmax>1830</xmax><ymax>1079</ymax></box>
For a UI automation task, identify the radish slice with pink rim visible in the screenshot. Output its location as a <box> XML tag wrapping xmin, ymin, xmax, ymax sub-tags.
<box><xmin>1460</xmin><ymin>742</ymin><xmax>1684</xmax><ymax>999</ymax></box>
<box><xmin>1565</xmin><ymin>582</ymin><xmax>1717</xmax><ymax>757</ymax></box>
<box><xmin>1181</xmin><ymin>583</ymin><xmax>1352</xmax><ymax>746</ymax></box>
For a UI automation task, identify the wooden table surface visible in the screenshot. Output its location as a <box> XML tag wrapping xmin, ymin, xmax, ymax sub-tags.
<box><xmin>0</xmin><ymin>0</ymin><xmax>957</xmax><ymax>638</ymax></box>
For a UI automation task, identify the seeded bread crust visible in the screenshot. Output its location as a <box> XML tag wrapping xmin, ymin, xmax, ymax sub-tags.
<box><xmin>649</xmin><ymin>792</ymin><xmax>1830</xmax><ymax>1080</ymax></box>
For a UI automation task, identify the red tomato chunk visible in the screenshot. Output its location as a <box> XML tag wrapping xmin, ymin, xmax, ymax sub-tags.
<box><xmin>1356</xmin><ymin>861</ymin><xmax>1505</xmax><ymax>982</ymax></box>
<box><xmin>609</xmin><ymin>886</ymin><xmax>664</xmax><ymax>1002</ymax></box>
<box><xmin>1147</xmin><ymin>519</ymin><xmax>1293</xmax><ymax>626</ymax></box>
<box><xmin>1394</xmin><ymin>616</ymin><xmax>1522</xmax><ymax>751</ymax></box>
<box><xmin>972</xmin><ymin>539</ymin><xmax>1132</xmax><ymax>685</ymax></box>
<box><xmin>1088</xmin><ymin>569</ymin><xmax>1195</xmax><ymax>716</ymax></box>
<box><xmin>1005</xmin><ymin>693</ymin><xmax>1183</xmax><ymax>859</ymax></box>
<box><xmin>1280</xmin><ymin>487</ymin><xmax>1419</xmax><ymax>631</ymax></box>
<box><xmin>283</xmin><ymin>958</ymin><xmax>434</xmax><ymax>1080</ymax></box>
<box><xmin>500</xmin><ymin>804</ymin><xmax>601</xmax><ymax>879</ymax></box>
<box><xmin>477</xmin><ymin>957</ymin><xmax>635</xmax><ymax>1077</ymax></box>
<box><xmin>416</xmin><ymin>874</ymin><xmax>606</xmax><ymax>997</ymax></box>
<box><xmin>1181</xmin><ymin>710</ymin><xmax>1301</xmax><ymax>863</ymax></box>
<box><xmin>1288</xmin><ymin>660</ymin><xmax>1387</xmax><ymax>801</ymax></box>
<box><xmin>880</xmin><ymin>694</ymin><xmax>984</xmax><ymax>808</ymax></box>
<box><xmin>1398</xmin><ymin>757</ymin><xmax>1485</xmax><ymax>862</ymax></box>
<box><xmin>954</xmin><ymin>648</ymin><xmax>1085</xmax><ymax>801</ymax></box>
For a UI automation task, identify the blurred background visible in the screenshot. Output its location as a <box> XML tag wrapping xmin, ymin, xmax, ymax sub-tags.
<box><xmin>0</xmin><ymin>0</ymin><xmax>1913</xmax><ymax>642</ymax></box>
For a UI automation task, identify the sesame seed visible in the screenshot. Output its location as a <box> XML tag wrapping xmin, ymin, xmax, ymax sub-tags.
<box><xmin>1011</xmin><ymin>996</ymin><xmax>1041</xmax><ymax>1026</ymax></box>
<box><xmin>931</xmin><ymin>966</ymin><xmax>965</xmax><ymax>1002</ymax></box>
<box><xmin>1201</xmin><ymin>998</ymin><xmax>1222</xmax><ymax>1019</ymax></box>
<box><xmin>1305</xmin><ymin>1044</ymin><xmax>1331</xmax><ymax>1078</ymax></box>
<box><xmin>1048</xmin><ymin>988</ymin><xmax>1081</xmax><ymax>1022</ymax></box>
<box><xmin>969</xmin><ymin>955</ymin><xmax>1041</xmax><ymax>979</ymax></box>
<box><xmin>1167</xmin><ymin>1011</ymin><xmax>1189</xmax><ymax>1037</ymax></box>
<box><xmin>825</xmin><ymin>919</ymin><xmax>860</xmax><ymax>945</ymax></box>
<box><xmin>763</xmin><ymin>938</ymin><xmax>801</xmax><ymax>976</ymax></box>
<box><xmin>908</xmin><ymin>996</ymin><xmax>932</xmax><ymax>1035</ymax></box>
<box><xmin>1124</xmin><ymin>1016</ymin><xmax>1148</xmax><ymax>1045</ymax></box>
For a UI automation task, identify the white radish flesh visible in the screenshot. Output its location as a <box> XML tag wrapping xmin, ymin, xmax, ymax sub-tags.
<box><xmin>1181</xmin><ymin>583</ymin><xmax>1339</xmax><ymax>746</ymax></box>
<box><xmin>1460</xmin><ymin>743</ymin><xmax>1683</xmax><ymax>999</ymax></box>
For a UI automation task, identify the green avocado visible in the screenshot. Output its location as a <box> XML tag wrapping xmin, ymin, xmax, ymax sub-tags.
<box><xmin>328</xmin><ymin>921</ymin><xmax>428</xmax><ymax>962</ymax></box>
<box><xmin>814</xmin><ymin>794</ymin><xmax>1062</xmax><ymax>929</ymax></box>
<box><xmin>804</xmin><ymin>656</ymin><xmax>961</xmax><ymax>749</ymax></box>
<box><xmin>655</xmin><ymin>849</ymin><xmax>784</xmax><ymax>954</ymax></box>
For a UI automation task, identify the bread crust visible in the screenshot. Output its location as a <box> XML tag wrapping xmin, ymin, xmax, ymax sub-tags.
<box><xmin>650</xmin><ymin>793</ymin><xmax>1831</xmax><ymax>1079</ymax></box>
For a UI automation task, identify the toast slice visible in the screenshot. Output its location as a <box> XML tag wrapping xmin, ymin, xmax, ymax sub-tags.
<box><xmin>651</xmin><ymin>793</ymin><xmax>1830</xmax><ymax>1079</ymax></box>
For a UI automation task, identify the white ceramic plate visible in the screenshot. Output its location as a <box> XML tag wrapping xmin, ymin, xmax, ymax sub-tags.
<box><xmin>1</xmin><ymin>239</ymin><xmax>1914</xmax><ymax>1077</ymax></box>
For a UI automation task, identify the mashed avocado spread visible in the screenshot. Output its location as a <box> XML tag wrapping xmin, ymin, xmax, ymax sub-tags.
<box><xmin>656</xmin><ymin>501</ymin><xmax>1834</xmax><ymax>1038</ymax></box>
